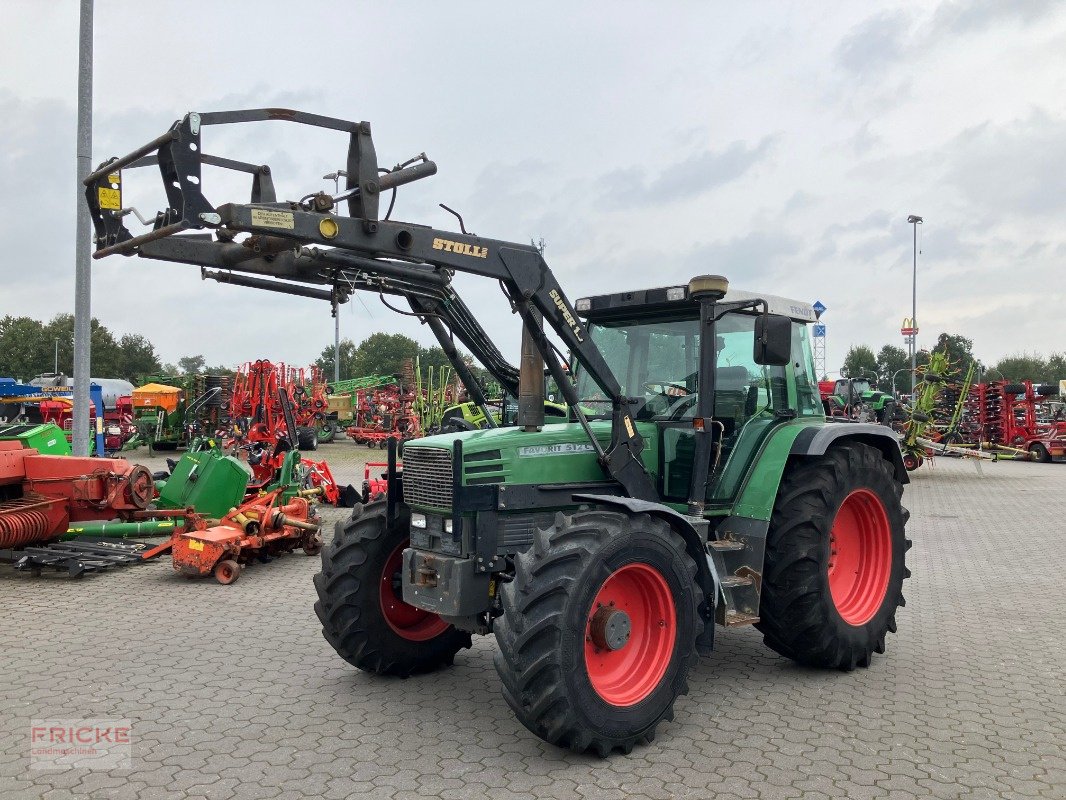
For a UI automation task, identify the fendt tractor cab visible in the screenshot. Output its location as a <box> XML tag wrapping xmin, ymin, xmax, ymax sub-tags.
<box><xmin>86</xmin><ymin>109</ymin><xmax>910</xmax><ymax>755</ymax></box>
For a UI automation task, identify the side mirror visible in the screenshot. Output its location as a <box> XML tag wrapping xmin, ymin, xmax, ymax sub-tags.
<box><xmin>754</xmin><ymin>314</ymin><xmax>792</xmax><ymax>366</ymax></box>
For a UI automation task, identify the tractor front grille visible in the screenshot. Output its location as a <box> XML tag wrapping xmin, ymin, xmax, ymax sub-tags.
<box><xmin>401</xmin><ymin>446</ymin><xmax>454</xmax><ymax>509</ymax></box>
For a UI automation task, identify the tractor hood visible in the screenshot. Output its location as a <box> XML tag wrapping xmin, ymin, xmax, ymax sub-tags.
<box><xmin>407</xmin><ymin>421</ymin><xmax>659</xmax><ymax>489</ymax></box>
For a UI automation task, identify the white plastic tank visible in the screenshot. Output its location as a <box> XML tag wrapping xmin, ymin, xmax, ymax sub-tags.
<box><xmin>30</xmin><ymin>374</ymin><xmax>135</xmax><ymax>410</ymax></box>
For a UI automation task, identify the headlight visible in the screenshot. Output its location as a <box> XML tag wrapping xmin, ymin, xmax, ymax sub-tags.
<box><xmin>411</xmin><ymin>513</ymin><xmax>427</xmax><ymax>529</ymax></box>
<box><xmin>443</xmin><ymin>518</ymin><xmax>453</xmax><ymax>534</ymax></box>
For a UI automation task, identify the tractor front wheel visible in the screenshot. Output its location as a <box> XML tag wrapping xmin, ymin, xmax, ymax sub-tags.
<box><xmin>494</xmin><ymin>510</ymin><xmax>701</xmax><ymax>755</ymax></box>
<box><xmin>313</xmin><ymin>501</ymin><xmax>471</xmax><ymax>676</ymax></box>
<box><xmin>757</xmin><ymin>442</ymin><xmax>910</xmax><ymax>670</ymax></box>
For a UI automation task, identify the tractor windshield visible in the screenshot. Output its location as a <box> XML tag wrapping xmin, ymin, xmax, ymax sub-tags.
<box><xmin>575</xmin><ymin>313</ymin><xmax>785</xmax><ymax>422</ymax></box>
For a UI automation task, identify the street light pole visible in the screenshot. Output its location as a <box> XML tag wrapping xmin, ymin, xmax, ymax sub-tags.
<box><xmin>323</xmin><ymin>170</ymin><xmax>348</xmax><ymax>384</ymax></box>
<box><xmin>72</xmin><ymin>0</ymin><xmax>94</xmax><ymax>455</ymax></box>
<box><xmin>907</xmin><ymin>214</ymin><xmax>923</xmax><ymax>395</ymax></box>
<box><xmin>317</xmin><ymin>169</ymin><xmax>347</xmax><ymax>386</ymax></box>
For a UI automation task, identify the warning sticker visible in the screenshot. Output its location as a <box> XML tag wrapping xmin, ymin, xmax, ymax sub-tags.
<box><xmin>97</xmin><ymin>187</ymin><xmax>121</xmax><ymax>210</ymax></box>
<box><xmin>188</xmin><ymin>540</ymin><xmax>204</xmax><ymax>552</ymax></box>
<box><xmin>250</xmin><ymin>209</ymin><xmax>295</xmax><ymax>229</ymax></box>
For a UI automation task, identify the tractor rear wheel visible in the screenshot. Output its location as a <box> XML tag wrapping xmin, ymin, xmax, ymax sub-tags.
<box><xmin>494</xmin><ymin>510</ymin><xmax>701</xmax><ymax>755</ymax></box>
<box><xmin>313</xmin><ymin>501</ymin><xmax>470</xmax><ymax>676</ymax></box>
<box><xmin>757</xmin><ymin>442</ymin><xmax>910</xmax><ymax>670</ymax></box>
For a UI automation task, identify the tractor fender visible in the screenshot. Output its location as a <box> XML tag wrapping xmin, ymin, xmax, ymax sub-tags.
<box><xmin>572</xmin><ymin>493</ymin><xmax>719</xmax><ymax>647</ymax></box>
<box><xmin>790</xmin><ymin>422</ymin><xmax>908</xmax><ymax>484</ymax></box>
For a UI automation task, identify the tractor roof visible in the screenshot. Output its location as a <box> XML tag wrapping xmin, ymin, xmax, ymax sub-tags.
<box><xmin>576</xmin><ymin>284</ymin><xmax>816</xmax><ymax>324</ymax></box>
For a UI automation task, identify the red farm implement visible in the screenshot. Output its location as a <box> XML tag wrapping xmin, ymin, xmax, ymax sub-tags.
<box><xmin>345</xmin><ymin>383</ymin><xmax>422</xmax><ymax>449</ymax></box>
<box><xmin>0</xmin><ymin>427</ymin><xmax>178</xmax><ymax>575</ymax></box>
<box><xmin>970</xmin><ymin>380</ymin><xmax>1065</xmax><ymax>462</ymax></box>
<box><xmin>142</xmin><ymin>448</ymin><xmax>326</xmax><ymax>584</ymax></box>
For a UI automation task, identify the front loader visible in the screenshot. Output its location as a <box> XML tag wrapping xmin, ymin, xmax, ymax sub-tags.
<box><xmin>86</xmin><ymin>110</ymin><xmax>910</xmax><ymax>755</ymax></box>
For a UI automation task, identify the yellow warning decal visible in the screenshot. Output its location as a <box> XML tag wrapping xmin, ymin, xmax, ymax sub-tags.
<box><xmin>188</xmin><ymin>540</ymin><xmax>204</xmax><ymax>552</ymax></box>
<box><xmin>624</xmin><ymin>416</ymin><xmax>635</xmax><ymax>437</ymax></box>
<box><xmin>97</xmin><ymin>187</ymin><xmax>121</xmax><ymax>210</ymax></box>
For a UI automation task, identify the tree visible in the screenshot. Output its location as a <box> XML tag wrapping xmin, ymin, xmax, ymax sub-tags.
<box><xmin>203</xmin><ymin>364</ymin><xmax>236</xmax><ymax>377</ymax></box>
<box><xmin>118</xmin><ymin>334</ymin><xmax>162</xmax><ymax>381</ymax></box>
<box><xmin>41</xmin><ymin>314</ymin><xmax>123</xmax><ymax>378</ymax></box>
<box><xmin>932</xmin><ymin>332</ymin><xmax>975</xmax><ymax>376</ymax></box>
<box><xmin>993</xmin><ymin>353</ymin><xmax>1051</xmax><ymax>382</ymax></box>
<box><xmin>350</xmin><ymin>333</ymin><xmax>422</xmax><ymax>378</ymax></box>
<box><xmin>841</xmin><ymin>345</ymin><xmax>877</xmax><ymax>380</ymax></box>
<box><xmin>177</xmin><ymin>355</ymin><xmax>207</xmax><ymax>375</ymax></box>
<box><xmin>875</xmin><ymin>345</ymin><xmax>909</xmax><ymax>395</ymax></box>
<box><xmin>0</xmin><ymin>316</ymin><xmax>48</xmax><ymax>380</ymax></box>
<box><xmin>419</xmin><ymin>346</ymin><xmax>452</xmax><ymax>371</ymax></box>
<box><xmin>315</xmin><ymin>338</ymin><xmax>359</xmax><ymax>381</ymax></box>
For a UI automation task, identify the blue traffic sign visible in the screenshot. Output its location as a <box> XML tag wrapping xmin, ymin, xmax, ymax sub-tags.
<box><xmin>813</xmin><ymin>324</ymin><xmax>826</xmax><ymax>338</ymax></box>
<box><xmin>812</xmin><ymin>300</ymin><xmax>827</xmax><ymax>319</ymax></box>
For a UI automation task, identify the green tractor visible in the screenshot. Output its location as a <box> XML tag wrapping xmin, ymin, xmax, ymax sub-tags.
<box><xmin>86</xmin><ymin>108</ymin><xmax>910</xmax><ymax>755</ymax></box>
<box><xmin>823</xmin><ymin>377</ymin><xmax>896</xmax><ymax>424</ymax></box>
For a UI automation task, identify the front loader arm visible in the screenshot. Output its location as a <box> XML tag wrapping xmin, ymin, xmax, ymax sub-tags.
<box><xmin>85</xmin><ymin>109</ymin><xmax>657</xmax><ymax>501</ymax></box>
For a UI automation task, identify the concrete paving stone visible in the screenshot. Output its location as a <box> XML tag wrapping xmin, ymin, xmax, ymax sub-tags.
<box><xmin>0</xmin><ymin>451</ymin><xmax>1063</xmax><ymax>799</ymax></box>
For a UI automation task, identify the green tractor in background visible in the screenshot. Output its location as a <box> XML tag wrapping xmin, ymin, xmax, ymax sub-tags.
<box><xmin>822</xmin><ymin>377</ymin><xmax>897</xmax><ymax>425</ymax></box>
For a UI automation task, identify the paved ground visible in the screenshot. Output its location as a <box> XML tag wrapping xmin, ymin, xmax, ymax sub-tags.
<box><xmin>0</xmin><ymin>442</ymin><xmax>1062</xmax><ymax>799</ymax></box>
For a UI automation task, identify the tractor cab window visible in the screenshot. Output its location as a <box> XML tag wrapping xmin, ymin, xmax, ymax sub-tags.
<box><xmin>576</xmin><ymin>313</ymin><xmax>788</xmax><ymax>423</ymax></box>
<box><xmin>575</xmin><ymin>318</ymin><xmax>700</xmax><ymax>420</ymax></box>
<box><xmin>578</xmin><ymin>311</ymin><xmax>795</xmax><ymax>506</ymax></box>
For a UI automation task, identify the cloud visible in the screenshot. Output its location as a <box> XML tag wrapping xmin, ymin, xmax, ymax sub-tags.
<box><xmin>929</xmin><ymin>0</ymin><xmax>1058</xmax><ymax>36</ymax></box>
<box><xmin>596</xmin><ymin>136</ymin><xmax>776</xmax><ymax>209</ymax></box>
<box><xmin>835</xmin><ymin>11</ymin><xmax>912</xmax><ymax>77</ymax></box>
<box><xmin>940</xmin><ymin>110</ymin><xmax>1066</xmax><ymax>219</ymax></box>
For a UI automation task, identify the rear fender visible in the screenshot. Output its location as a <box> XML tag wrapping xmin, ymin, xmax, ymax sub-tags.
<box><xmin>790</xmin><ymin>422</ymin><xmax>908</xmax><ymax>483</ymax></box>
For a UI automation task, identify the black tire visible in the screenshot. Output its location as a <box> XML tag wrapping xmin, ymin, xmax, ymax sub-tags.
<box><xmin>317</xmin><ymin>420</ymin><xmax>337</xmax><ymax>444</ymax></box>
<box><xmin>756</xmin><ymin>442</ymin><xmax>910</xmax><ymax>670</ymax></box>
<box><xmin>494</xmin><ymin>510</ymin><xmax>702</xmax><ymax>755</ymax></box>
<box><xmin>296</xmin><ymin>426</ymin><xmax>318</xmax><ymax>451</ymax></box>
<box><xmin>1036</xmin><ymin>384</ymin><xmax>1058</xmax><ymax>397</ymax></box>
<box><xmin>1029</xmin><ymin>443</ymin><xmax>1052</xmax><ymax>463</ymax></box>
<box><xmin>902</xmin><ymin>452</ymin><xmax>922</xmax><ymax>472</ymax></box>
<box><xmin>1004</xmin><ymin>383</ymin><xmax>1026</xmax><ymax>395</ymax></box>
<box><xmin>313</xmin><ymin>500</ymin><xmax>470</xmax><ymax>676</ymax></box>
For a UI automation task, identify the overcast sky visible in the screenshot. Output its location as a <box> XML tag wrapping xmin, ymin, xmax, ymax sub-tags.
<box><xmin>2</xmin><ymin>1</ymin><xmax>1064</xmax><ymax>375</ymax></box>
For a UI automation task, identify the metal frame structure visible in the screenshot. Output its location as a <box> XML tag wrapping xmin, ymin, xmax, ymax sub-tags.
<box><xmin>85</xmin><ymin>109</ymin><xmax>685</xmax><ymax>500</ymax></box>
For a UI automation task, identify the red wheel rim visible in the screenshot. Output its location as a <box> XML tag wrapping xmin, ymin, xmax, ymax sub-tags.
<box><xmin>584</xmin><ymin>563</ymin><xmax>676</xmax><ymax>707</ymax></box>
<box><xmin>828</xmin><ymin>489</ymin><xmax>892</xmax><ymax>625</ymax></box>
<box><xmin>379</xmin><ymin>541</ymin><xmax>450</xmax><ymax>641</ymax></box>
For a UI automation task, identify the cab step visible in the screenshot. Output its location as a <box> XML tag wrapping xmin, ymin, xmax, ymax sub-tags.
<box><xmin>720</xmin><ymin>575</ymin><xmax>755</xmax><ymax>589</ymax></box>
<box><xmin>708</xmin><ymin>540</ymin><xmax>745</xmax><ymax>552</ymax></box>
<box><xmin>723</xmin><ymin>610</ymin><xmax>760</xmax><ymax>627</ymax></box>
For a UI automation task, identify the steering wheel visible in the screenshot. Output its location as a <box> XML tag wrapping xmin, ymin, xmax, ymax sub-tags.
<box><xmin>643</xmin><ymin>381</ymin><xmax>691</xmax><ymax>398</ymax></box>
